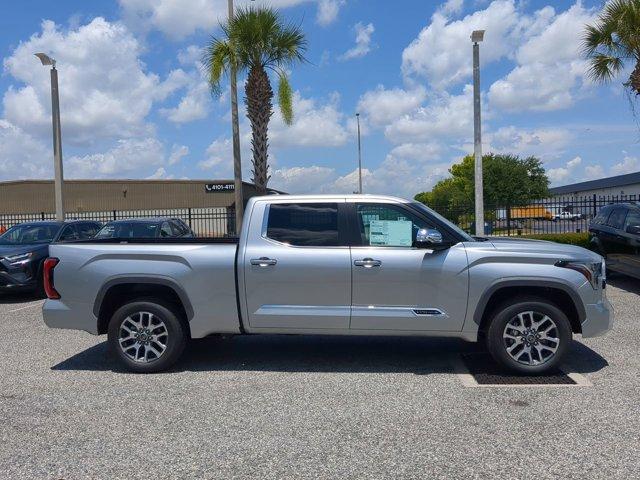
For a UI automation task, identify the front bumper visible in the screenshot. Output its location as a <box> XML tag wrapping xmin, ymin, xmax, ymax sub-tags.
<box><xmin>581</xmin><ymin>297</ymin><xmax>614</xmax><ymax>338</ymax></box>
<box><xmin>0</xmin><ymin>269</ymin><xmax>37</xmax><ymax>291</ymax></box>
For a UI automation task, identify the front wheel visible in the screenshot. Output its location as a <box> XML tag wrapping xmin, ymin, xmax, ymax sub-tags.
<box><xmin>485</xmin><ymin>297</ymin><xmax>572</xmax><ymax>375</ymax></box>
<box><xmin>107</xmin><ymin>300</ymin><xmax>188</xmax><ymax>373</ymax></box>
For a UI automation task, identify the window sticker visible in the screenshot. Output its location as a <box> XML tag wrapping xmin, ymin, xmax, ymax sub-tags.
<box><xmin>369</xmin><ymin>220</ymin><xmax>412</xmax><ymax>246</ymax></box>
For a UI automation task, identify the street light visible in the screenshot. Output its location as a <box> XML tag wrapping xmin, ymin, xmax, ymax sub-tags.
<box><xmin>471</xmin><ymin>30</ymin><xmax>484</xmax><ymax>236</ymax></box>
<box><xmin>35</xmin><ymin>53</ymin><xmax>65</xmax><ymax>221</ymax></box>
<box><xmin>356</xmin><ymin>112</ymin><xmax>362</xmax><ymax>194</ymax></box>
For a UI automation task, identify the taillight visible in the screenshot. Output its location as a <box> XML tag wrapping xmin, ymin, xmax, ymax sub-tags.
<box><xmin>43</xmin><ymin>257</ymin><xmax>60</xmax><ymax>299</ymax></box>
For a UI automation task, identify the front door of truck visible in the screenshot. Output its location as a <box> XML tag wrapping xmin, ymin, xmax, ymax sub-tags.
<box><xmin>242</xmin><ymin>200</ymin><xmax>351</xmax><ymax>330</ymax></box>
<box><xmin>349</xmin><ymin>202</ymin><xmax>468</xmax><ymax>332</ymax></box>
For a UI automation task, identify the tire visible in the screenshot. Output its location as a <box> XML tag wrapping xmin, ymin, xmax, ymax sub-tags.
<box><xmin>107</xmin><ymin>300</ymin><xmax>188</xmax><ymax>373</ymax></box>
<box><xmin>485</xmin><ymin>296</ymin><xmax>572</xmax><ymax>375</ymax></box>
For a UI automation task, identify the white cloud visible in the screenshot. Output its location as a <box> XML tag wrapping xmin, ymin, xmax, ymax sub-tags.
<box><xmin>487</xmin><ymin>125</ymin><xmax>572</xmax><ymax>158</ymax></box>
<box><xmin>198</xmin><ymin>136</ymin><xmax>233</xmax><ymax>173</ymax></box>
<box><xmin>2</xmin><ymin>18</ymin><xmax>181</xmax><ymax>145</ymax></box>
<box><xmin>401</xmin><ymin>0</ymin><xmax>521</xmax><ymax>89</ymax></box>
<box><xmin>357</xmin><ymin>86</ymin><xmax>427</xmax><ymax>127</ymax></box>
<box><xmin>547</xmin><ymin>156</ymin><xmax>582</xmax><ymax>184</ymax></box>
<box><xmin>169</xmin><ymin>144</ymin><xmax>189</xmax><ymax>165</ymax></box>
<box><xmin>147</xmin><ymin>167</ymin><xmax>174</xmax><ymax>179</ymax></box>
<box><xmin>339</xmin><ymin>22</ymin><xmax>375</xmax><ymax>61</ymax></box>
<box><xmin>488</xmin><ymin>3</ymin><xmax>597</xmax><ymax>112</ymax></box>
<box><xmin>316</xmin><ymin>0</ymin><xmax>345</xmax><ymax>26</ymax></box>
<box><xmin>119</xmin><ymin>0</ymin><xmax>336</xmax><ymax>39</ymax></box>
<box><xmin>270</xmin><ymin>92</ymin><xmax>349</xmax><ymax>147</ymax></box>
<box><xmin>441</xmin><ymin>0</ymin><xmax>464</xmax><ymax>15</ymax></box>
<box><xmin>65</xmin><ymin>137</ymin><xmax>165</xmax><ymax>178</ymax></box>
<box><xmin>0</xmin><ymin>119</ymin><xmax>51</xmax><ymax>180</ymax></box>
<box><xmin>384</xmin><ymin>85</ymin><xmax>475</xmax><ymax>143</ymax></box>
<box><xmin>271</xmin><ymin>165</ymin><xmax>336</xmax><ymax>193</ymax></box>
<box><xmin>611</xmin><ymin>155</ymin><xmax>640</xmax><ymax>176</ymax></box>
<box><xmin>160</xmin><ymin>79</ymin><xmax>211</xmax><ymax>123</ymax></box>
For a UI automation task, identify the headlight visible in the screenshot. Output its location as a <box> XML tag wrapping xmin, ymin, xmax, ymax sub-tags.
<box><xmin>556</xmin><ymin>259</ymin><xmax>603</xmax><ymax>289</ymax></box>
<box><xmin>4</xmin><ymin>252</ymin><xmax>34</xmax><ymax>266</ymax></box>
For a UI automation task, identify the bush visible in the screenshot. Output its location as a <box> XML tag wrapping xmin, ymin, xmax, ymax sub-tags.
<box><xmin>517</xmin><ymin>232</ymin><xmax>591</xmax><ymax>249</ymax></box>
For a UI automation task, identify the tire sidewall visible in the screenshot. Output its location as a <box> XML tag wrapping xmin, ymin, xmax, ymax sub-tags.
<box><xmin>107</xmin><ymin>300</ymin><xmax>187</xmax><ymax>373</ymax></box>
<box><xmin>486</xmin><ymin>299</ymin><xmax>572</xmax><ymax>375</ymax></box>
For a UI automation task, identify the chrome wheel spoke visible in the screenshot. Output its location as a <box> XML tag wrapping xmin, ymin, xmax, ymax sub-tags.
<box><xmin>118</xmin><ymin>311</ymin><xmax>168</xmax><ymax>364</ymax></box>
<box><xmin>503</xmin><ymin>310</ymin><xmax>560</xmax><ymax>367</ymax></box>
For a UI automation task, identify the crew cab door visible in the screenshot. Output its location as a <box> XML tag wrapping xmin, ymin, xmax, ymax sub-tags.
<box><xmin>242</xmin><ymin>200</ymin><xmax>351</xmax><ymax>330</ymax></box>
<box><xmin>349</xmin><ymin>202</ymin><xmax>468</xmax><ymax>332</ymax></box>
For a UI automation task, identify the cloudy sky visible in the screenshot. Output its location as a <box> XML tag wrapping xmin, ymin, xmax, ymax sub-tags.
<box><xmin>0</xmin><ymin>0</ymin><xmax>637</xmax><ymax>196</ymax></box>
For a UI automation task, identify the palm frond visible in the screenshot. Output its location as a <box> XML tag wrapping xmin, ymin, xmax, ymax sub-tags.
<box><xmin>202</xmin><ymin>36</ymin><xmax>235</xmax><ymax>96</ymax></box>
<box><xmin>277</xmin><ymin>71</ymin><xmax>294</xmax><ymax>125</ymax></box>
<box><xmin>588</xmin><ymin>54</ymin><xmax>625</xmax><ymax>83</ymax></box>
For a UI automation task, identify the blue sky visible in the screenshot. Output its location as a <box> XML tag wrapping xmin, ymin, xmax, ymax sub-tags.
<box><xmin>0</xmin><ymin>0</ymin><xmax>638</xmax><ymax>196</ymax></box>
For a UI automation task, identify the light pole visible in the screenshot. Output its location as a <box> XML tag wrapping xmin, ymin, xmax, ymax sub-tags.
<box><xmin>471</xmin><ymin>30</ymin><xmax>485</xmax><ymax>236</ymax></box>
<box><xmin>356</xmin><ymin>112</ymin><xmax>362</xmax><ymax>194</ymax></box>
<box><xmin>35</xmin><ymin>53</ymin><xmax>65</xmax><ymax>221</ymax></box>
<box><xmin>228</xmin><ymin>0</ymin><xmax>244</xmax><ymax>234</ymax></box>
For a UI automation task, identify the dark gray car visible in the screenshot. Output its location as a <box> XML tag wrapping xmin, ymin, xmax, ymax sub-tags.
<box><xmin>589</xmin><ymin>202</ymin><xmax>640</xmax><ymax>279</ymax></box>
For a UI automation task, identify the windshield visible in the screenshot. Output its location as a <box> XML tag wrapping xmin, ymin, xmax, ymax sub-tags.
<box><xmin>0</xmin><ymin>224</ymin><xmax>61</xmax><ymax>245</ymax></box>
<box><xmin>96</xmin><ymin>222</ymin><xmax>159</xmax><ymax>238</ymax></box>
<box><xmin>410</xmin><ymin>202</ymin><xmax>475</xmax><ymax>242</ymax></box>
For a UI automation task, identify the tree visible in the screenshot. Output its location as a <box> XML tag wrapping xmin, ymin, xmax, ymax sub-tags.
<box><xmin>205</xmin><ymin>7</ymin><xmax>306</xmax><ymax>193</ymax></box>
<box><xmin>414</xmin><ymin>154</ymin><xmax>550</xmax><ymax>209</ymax></box>
<box><xmin>583</xmin><ymin>0</ymin><xmax>640</xmax><ymax>96</ymax></box>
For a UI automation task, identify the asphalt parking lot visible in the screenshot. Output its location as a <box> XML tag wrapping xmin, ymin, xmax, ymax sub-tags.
<box><xmin>0</xmin><ymin>280</ymin><xmax>638</xmax><ymax>479</ymax></box>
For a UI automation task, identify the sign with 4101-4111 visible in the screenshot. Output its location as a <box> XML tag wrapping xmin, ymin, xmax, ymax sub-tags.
<box><xmin>205</xmin><ymin>183</ymin><xmax>235</xmax><ymax>193</ymax></box>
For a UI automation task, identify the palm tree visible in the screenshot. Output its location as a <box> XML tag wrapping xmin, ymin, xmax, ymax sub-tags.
<box><xmin>583</xmin><ymin>0</ymin><xmax>640</xmax><ymax>95</ymax></box>
<box><xmin>204</xmin><ymin>6</ymin><xmax>306</xmax><ymax>193</ymax></box>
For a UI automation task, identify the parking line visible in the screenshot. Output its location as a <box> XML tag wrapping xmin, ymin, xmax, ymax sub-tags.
<box><xmin>451</xmin><ymin>356</ymin><xmax>593</xmax><ymax>388</ymax></box>
<box><xmin>6</xmin><ymin>302</ymin><xmax>43</xmax><ymax>314</ymax></box>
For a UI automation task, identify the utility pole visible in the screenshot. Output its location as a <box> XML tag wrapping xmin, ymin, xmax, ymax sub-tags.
<box><xmin>471</xmin><ymin>30</ymin><xmax>485</xmax><ymax>236</ymax></box>
<box><xmin>228</xmin><ymin>0</ymin><xmax>244</xmax><ymax>234</ymax></box>
<box><xmin>356</xmin><ymin>112</ymin><xmax>362</xmax><ymax>194</ymax></box>
<box><xmin>35</xmin><ymin>53</ymin><xmax>64</xmax><ymax>221</ymax></box>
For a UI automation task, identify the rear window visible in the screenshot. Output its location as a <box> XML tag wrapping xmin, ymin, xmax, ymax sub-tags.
<box><xmin>592</xmin><ymin>206</ymin><xmax>613</xmax><ymax>225</ymax></box>
<box><xmin>266</xmin><ymin>203</ymin><xmax>339</xmax><ymax>247</ymax></box>
<box><xmin>96</xmin><ymin>222</ymin><xmax>159</xmax><ymax>238</ymax></box>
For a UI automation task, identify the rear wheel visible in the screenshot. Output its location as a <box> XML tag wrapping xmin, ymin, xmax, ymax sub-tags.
<box><xmin>107</xmin><ymin>300</ymin><xmax>188</xmax><ymax>373</ymax></box>
<box><xmin>485</xmin><ymin>297</ymin><xmax>572</xmax><ymax>375</ymax></box>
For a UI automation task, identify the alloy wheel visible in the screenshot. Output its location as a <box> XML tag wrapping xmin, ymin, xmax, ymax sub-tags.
<box><xmin>118</xmin><ymin>311</ymin><xmax>169</xmax><ymax>363</ymax></box>
<box><xmin>502</xmin><ymin>311</ymin><xmax>560</xmax><ymax>366</ymax></box>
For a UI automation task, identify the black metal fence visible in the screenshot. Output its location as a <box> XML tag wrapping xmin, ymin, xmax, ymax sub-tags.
<box><xmin>428</xmin><ymin>194</ymin><xmax>639</xmax><ymax>236</ymax></box>
<box><xmin>0</xmin><ymin>207</ymin><xmax>236</xmax><ymax>237</ymax></box>
<box><xmin>1</xmin><ymin>194</ymin><xmax>638</xmax><ymax>238</ymax></box>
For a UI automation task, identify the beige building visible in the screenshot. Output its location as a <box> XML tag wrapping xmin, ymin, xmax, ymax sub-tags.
<box><xmin>0</xmin><ymin>179</ymin><xmax>274</xmax><ymax>214</ymax></box>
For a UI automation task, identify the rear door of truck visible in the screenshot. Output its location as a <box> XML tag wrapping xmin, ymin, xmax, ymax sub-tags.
<box><xmin>242</xmin><ymin>199</ymin><xmax>351</xmax><ymax>330</ymax></box>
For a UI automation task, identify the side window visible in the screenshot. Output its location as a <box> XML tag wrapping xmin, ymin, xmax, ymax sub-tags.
<box><xmin>266</xmin><ymin>203</ymin><xmax>339</xmax><ymax>246</ymax></box>
<box><xmin>171</xmin><ymin>220</ymin><xmax>189</xmax><ymax>237</ymax></box>
<box><xmin>356</xmin><ymin>203</ymin><xmax>434</xmax><ymax>247</ymax></box>
<box><xmin>624</xmin><ymin>210</ymin><xmax>640</xmax><ymax>230</ymax></box>
<box><xmin>606</xmin><ymin>208</ymin><xmax>627</xmax><ymax>230</ymax></box>
<box><xmin>77</xmin><ymin>223</ymin><xmax>99</xmax><ymax>239</ymax></box>
<box><xmin>160</xmin><ymin>222</ymin><xmax>173</xmax><ymax>238</ymax></box>
<box><xmin>59</xmin><ymin>225</ymin><xmax>79</xmax><ymax>241</ymax></box>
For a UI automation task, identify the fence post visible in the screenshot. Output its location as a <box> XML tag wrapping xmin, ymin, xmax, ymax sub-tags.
<box><xmin>188</xmin><ymin>208</ymin><xmax>192</xmax><ymax>227</ymax></box>
<box><xmin>41</xmin><ymin>212</ymin><xmax>45</xmax><ymax>221</ymax></box>
<box><xmin>506</xmin><ymin>205</ymin><xmax>511</xmax><ymax>237</ymax></box>
<box><xmin>113</xmin><ymin>210</ymin><xmax>117</xmax><ymax>221</ymax></box>
<box><xmin>592</xmin><ymin>194</ymin><xmax>597</xmax><ymax>218</ymax></box>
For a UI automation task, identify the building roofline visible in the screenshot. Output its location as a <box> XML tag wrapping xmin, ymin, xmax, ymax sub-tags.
<box><xmin>549</xmin><ymin>170</ymin><xmax>640</xmax><ymax>195</ymax></box>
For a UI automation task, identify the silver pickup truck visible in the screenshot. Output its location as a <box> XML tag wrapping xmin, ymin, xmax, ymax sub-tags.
<box><xmin>42</xmin><ymin>194</ymin><xmax>612</xmax><ymax>374</ymax></box>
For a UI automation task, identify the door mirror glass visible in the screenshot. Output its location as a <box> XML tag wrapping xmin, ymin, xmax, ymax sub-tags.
<box><xmin>626</xmin><ymin>224</ymin><xmax>640</xmax><ymax>235</ymax></box>
<box><xmin>415</xmin><ymin>228</ymin><xmax>443</xmax><ymax>247</ymax></box>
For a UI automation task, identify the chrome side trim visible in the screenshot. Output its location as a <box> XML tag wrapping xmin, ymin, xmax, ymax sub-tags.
<box><xmin>255</xmin><ymin>305</ymin><xmax>351</xmax><ymax>317</ymax></box>
<box><xmin>351</xmin><ymin>306</ymin><xmax>448</xmax><ymax>318</ymax></box>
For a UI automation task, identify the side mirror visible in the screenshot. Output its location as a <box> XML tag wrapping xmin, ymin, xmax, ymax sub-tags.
<box><xmin>626</xmin><ymin>225</ymin><xmax>640</xmax><ymax>235</ymax></box>
<box><xmin>415</xmin><ymin>228</ymin><xmax>446</xmax><ymax>249</ymax></box>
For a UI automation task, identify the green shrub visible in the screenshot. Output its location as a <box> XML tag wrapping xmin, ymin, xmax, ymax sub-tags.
<box><xmin>517</xmin><ymin>232</ymin><xmax>591</xmax><ymax>249</ymax></box>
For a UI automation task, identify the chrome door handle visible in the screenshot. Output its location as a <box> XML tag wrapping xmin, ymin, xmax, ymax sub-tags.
<box><xmin>250</xmin><ymin>257</ymin><xmax>277</xmax><ymax>267</ymax></box>
<box><xmin>354</xmin><ymin>258</ymin><xmax>382</xmax><ymax>268</ymax></box>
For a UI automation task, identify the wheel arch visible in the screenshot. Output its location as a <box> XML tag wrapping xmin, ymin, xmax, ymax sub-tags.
<box><xmin>475</xmin><ymin>280</ymin><xmax>585</xmax><ymax>336</ymax></box>
<box><xmin>95</xmin><ymin>276</ymin><xmax>193</xmax><ymax>335</ymax></box>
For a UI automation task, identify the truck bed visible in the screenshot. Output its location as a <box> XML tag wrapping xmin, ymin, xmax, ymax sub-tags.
<box><xmin>45</xmin><ymin>240</ymin><xmax>242</xmax><ymax>338</ymax></box>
